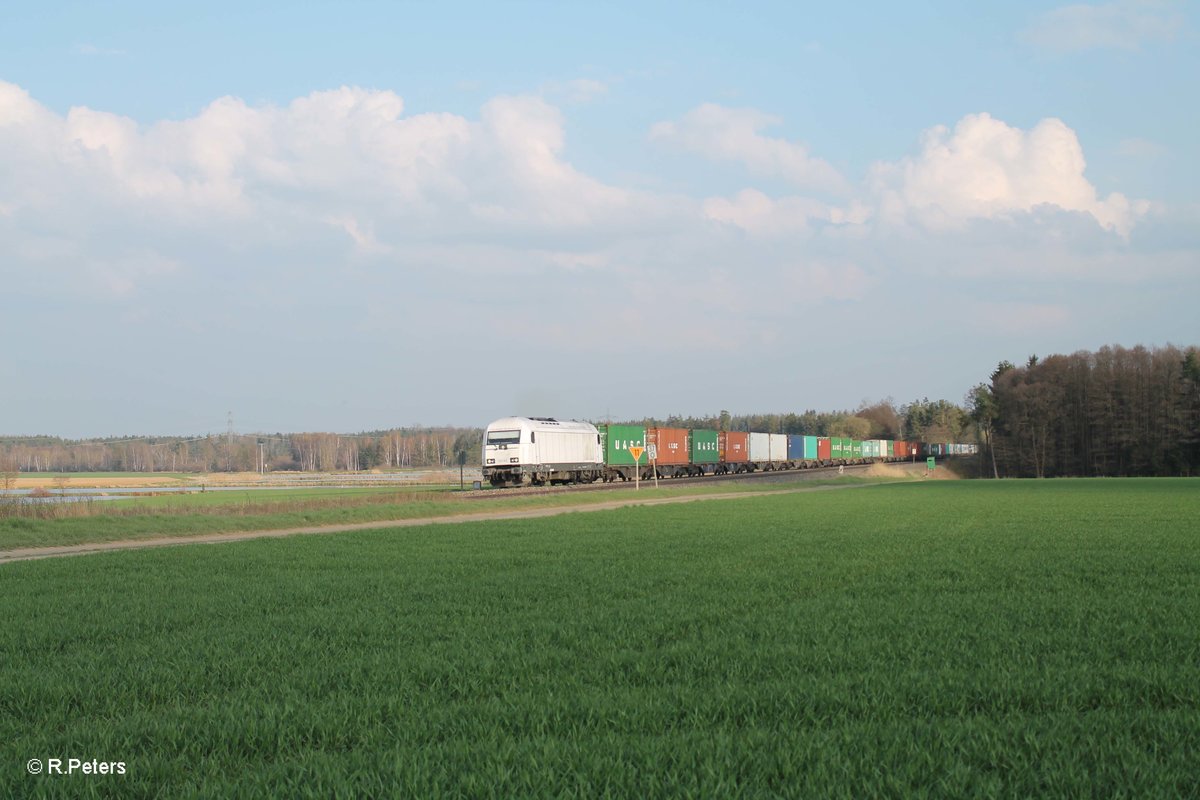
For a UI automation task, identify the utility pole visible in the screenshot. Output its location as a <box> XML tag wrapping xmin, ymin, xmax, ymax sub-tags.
<box><xmin>226</xmin><ymin>411</ymin><xmax>235</xmax><ymax>472</ymax></box>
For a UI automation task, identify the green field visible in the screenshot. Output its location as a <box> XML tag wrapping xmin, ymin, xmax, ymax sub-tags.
<box><xmin>0</xmin><ymin>479</ymin><xmax>851</xmax><ymax>551</ymax></box>
<box><xmin>3</xmin><ymin>479</ymin><xmax>1198</xmax><ymax>797</ymax></box>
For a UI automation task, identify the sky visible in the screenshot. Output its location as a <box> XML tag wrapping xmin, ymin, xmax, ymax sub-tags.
<box><xmin>1</xmin><ymin>0</ymin><xmax>1197</xmax><ymax>438</ymax></box>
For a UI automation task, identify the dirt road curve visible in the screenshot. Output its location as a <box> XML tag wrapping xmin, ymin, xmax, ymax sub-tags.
<box><xmin>0</xmin><ymin>484</ymin><xmax>869</xmax><ymax>564</ymax></box>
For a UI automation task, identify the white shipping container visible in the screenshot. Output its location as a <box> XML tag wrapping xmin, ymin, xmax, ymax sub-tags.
<box><xmin>769</xmin><ymin>433</ymin><xmax>789</xmax><ymax>463</ymax></box>
<box><xmin>748</xmin><ymin>432</ymin><xmax>772</xmax><ymax>463</ymax></box>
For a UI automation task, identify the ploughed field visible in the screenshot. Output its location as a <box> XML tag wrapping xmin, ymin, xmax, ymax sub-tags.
<box><xmin>3</xmin><ymin>479</ymin><xmax>1198</xmax><ymax>797</ymax></box>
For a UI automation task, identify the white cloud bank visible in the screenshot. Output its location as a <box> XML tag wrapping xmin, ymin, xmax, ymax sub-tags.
<box><xmin>655</xmin><ymin>105</ymin><xmax>1146</xmax><ymax>238</ymax></box>
<box><xmin>0</xmin><ymin>81</ymin><xmax>655</xmax><ymax>243</ymax></box>
<box><xmin>0</xmin><ymin>82</ymin><xmax>1157</xmax><ymax>324</ymax></box>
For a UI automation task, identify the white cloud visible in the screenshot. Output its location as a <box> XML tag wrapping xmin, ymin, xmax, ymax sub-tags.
<box><xmin>702</xmin><ymin>188</ymin><xmax>871</xmax><ymax>235</ymax></box>
<box><xmin>0</xmin><ymin>80</ymin><xmax>678</xmax><ymax>299</ymax></box>
<box><xmin>650</xmin><ymin>103</ymin><xmax>849</xmax><ymax>194</ymax></box>
<box><xmin>703</xmin><ymin>189</ymin><xmax>824</xmax><ymax>235</ymax></box>
<box><xmin>0</xmin><ymin>77</ymin><xmax>1170</xmax><ymax>365</ymax></box>
<box><xmin>1022</xmin><ymin>1</ymin><xmax>1182</xmax><ymax>52</ymax></box>
<box><xmin>871</xmin><ymin>112</ymin><xmax>1147</xmax><ymax>236</ymax></box>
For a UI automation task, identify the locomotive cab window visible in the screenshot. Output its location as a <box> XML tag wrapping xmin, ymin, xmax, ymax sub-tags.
<box><xmin>531</xmin><ymin>432</ymin><xmax>536</xmax><ymax>443</ymax></box>
<box><xmin>486</xmin><ymin>430</ymin><xmax>521</xmax><ymax>446</ymax></box>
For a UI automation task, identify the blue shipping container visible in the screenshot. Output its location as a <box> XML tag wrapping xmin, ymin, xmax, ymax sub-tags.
<box><xmin>787</xmin><ymin>435</ymin><xmax>805</xmax><ymax>460</ymax></box>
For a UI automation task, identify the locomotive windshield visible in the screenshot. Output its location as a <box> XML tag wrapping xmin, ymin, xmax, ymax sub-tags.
<box><xmin>486</xmin><ymin>429</ymin><xmax>521</xmax><ymax>446</ymax></box>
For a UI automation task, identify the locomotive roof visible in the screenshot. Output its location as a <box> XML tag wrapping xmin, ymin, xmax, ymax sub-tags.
<box><xmin>485</xmin><ymin>416</ymin><xmax>599</xmax><ymax>434</ymax></box>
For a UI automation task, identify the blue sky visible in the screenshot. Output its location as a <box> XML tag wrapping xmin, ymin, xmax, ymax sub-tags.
<box><xmin>1</xmin><ymin>1</ymin><xmax>1197</xmax><ymax>437</ymax></box>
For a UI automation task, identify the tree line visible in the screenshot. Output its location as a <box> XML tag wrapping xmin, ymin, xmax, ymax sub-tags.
<box><xmin>2</xmin><ymin>400</ymin><xmax>974</xmax><ymax>476</ymax></box>
<box><xmin>970</xmin><ymin>344</ymin><xmax>1200</xmax><ymax>478</ymax></box>
<box><xmin>7</xmin><ymin>343</ymin><xmax>1194</xmax><ymax>478</ymax></box>
<box><xmin>0</xmin><ymin>427</ymin><xmax>485</xmax><ymax>474</ymax></box>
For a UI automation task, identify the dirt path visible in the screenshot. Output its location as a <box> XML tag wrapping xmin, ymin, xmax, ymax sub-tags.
<box><xmin>0</xmin><ymin>484</ymin><xmax>872</xmax><ymax>564</ymax></box>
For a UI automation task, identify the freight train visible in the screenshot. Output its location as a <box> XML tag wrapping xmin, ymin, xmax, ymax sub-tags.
<box><xmin>482</xmin><ymin>416</ymin><xmax>977</xmax><ymax>487</ymax></box>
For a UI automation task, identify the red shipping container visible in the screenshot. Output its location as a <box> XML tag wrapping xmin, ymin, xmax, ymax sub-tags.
<box><xmin>817</xmin><ymin>437</ymin><xmax>832</xmax><ymax>461</ymax></box>
<box><xmin>646</xmin><ymin>428</ymin><xmax>689</xmax><ymax>466</ymax></box>
<box><xmin>719</xmin><ymin>432</ymin><xmax>749</xmax><ymax>463</ymax></box>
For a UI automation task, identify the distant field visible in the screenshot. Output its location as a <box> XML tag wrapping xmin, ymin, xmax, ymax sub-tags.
<box><xmin>3</xmin><ymin>479</ymin><xmax>1198</xmax><ymax>797</ymax></box>
<box><xmin>0</xmin><ymin>478</ymin><xmax>856</xmax><ymax>551</ymax></box>
<box><xmin>10</xmin><ymin>469</ymin><xmax>472</xmax><ymax>489</ymax></box>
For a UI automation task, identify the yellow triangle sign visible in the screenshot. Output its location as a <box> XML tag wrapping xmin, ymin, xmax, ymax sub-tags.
<box><xmin>628</xmin><ymin>446</ymin><xmax>645</xmax><ymax>462</ymax></box>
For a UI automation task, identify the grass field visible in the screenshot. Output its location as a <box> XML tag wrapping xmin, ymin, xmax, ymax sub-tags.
<box><xmin>0</xmin><ymin>478</ymin><xmax>859</xmax><ymax>551</ymax></box>
<box><xmin>2</xmin><ymin>479</ymin><xmax>1198</xmax><ymax>797</ymax></box>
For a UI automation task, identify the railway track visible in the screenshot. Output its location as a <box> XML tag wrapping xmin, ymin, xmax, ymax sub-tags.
<box><xmin>465</xmin><ymin>459</ymin><xmax>929</xmax><ymax>499</ymax></box>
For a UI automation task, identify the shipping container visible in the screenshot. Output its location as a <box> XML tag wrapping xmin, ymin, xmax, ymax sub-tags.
<box><xmin>597</xmin><ymin>424</ymin><xmax>646</xmax><ymax>466</ymax></box>
<box><xmin>646</xmin><ymin>427</ymin><xmax>689</xmax><ymax>465</ymax></box>
<box><xmin>748</xmin><ymin>432</ymin><xmax>771</xmax><ymax>463</ymax></box>
<box><xmin>804</xmin><ymin>435</ymin><xmax>819</xmax><ymax>460</ymax></box>
<box><xmin>817</xmin><ymin>437</ymin><xmax>831</xmax><ymax>461</ymax></box>
<box><xmin>787</xmin><ymin>434</ymin><xmax>806</xmax><ymax>460</ymax></box>
<box><xmin>769</xmin><ymin>433</ymin><xmax>788</xmax><ymax>463</ymax></box>
<box><xmin>690</xmin><ymin>429</ymin><xmax>719</xmax><ymax>465</ymax></box>
<box><xmin>830</xmin><ymin>437</ymin><xmax>846</xmax><ymax>460</ymax></box>
<box><xmin>719</xmin><ymin>431</ymin><xmax>749</xmax><ymax>464</ymax></box>
<box><xmin>851</xmin><ymin>440</ymin><xmax>863</xmax><ymax>460</ymax></box>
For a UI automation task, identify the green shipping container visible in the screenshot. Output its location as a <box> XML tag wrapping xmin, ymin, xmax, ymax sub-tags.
<box><xmin>852</xmin><ymin>440</ymin><xmax>863</xmax><ymax>459</ymax></box>
<box><xmin>804</xmin><ymin>435</ymin><xmax>818</xmax><ymax>460</ymax></box>
<box><xmin>830</xmin><ymin>437</ymin><xmax>845</xmax><ymax>459</ymax></box>
<box><xmin>690</xmin><ymin>429</ymin><xmax>719</xmax><ymax>464</ymax></box>
<box><xmin>597</xmin><ymin>424</ymin><xmax>646</xmax><ymax>466</ymax></box>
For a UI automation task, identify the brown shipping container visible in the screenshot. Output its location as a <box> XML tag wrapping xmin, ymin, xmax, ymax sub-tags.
<box><xmin>646</xmin><ymin>427</ymin><xmax>689</xmax><ymax>466</ymax></box>
<box><xmin>817</xmin><ymin>437</ymin><xmax>832</xmax><ymax>461</ymax></box>
<box><xmin>719</xmin><ymin>431</ymin><xmax>749</xmax><ymax>463</ymax></box>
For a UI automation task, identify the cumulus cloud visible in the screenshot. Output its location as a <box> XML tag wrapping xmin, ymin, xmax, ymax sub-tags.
<box><xmin>871</xmin><ymin>112</ymin><xmax>1147</xmax><ymax>236</ymax></box>
<box><xmin>650</xmin><ymin>103</ymin><xmax>849</xmax><ymax>194</ymax></box>
<box><xmin>0</xmin><ymin>80</ymin><xmax>679</xmax><ymax>299</ymax></box>
<box><xmin>1022</xmin><ymin>1</ymin><xmax>1182</xmax><ymax>52</ymax></box>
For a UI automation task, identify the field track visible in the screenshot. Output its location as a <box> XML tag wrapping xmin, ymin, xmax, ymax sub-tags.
<box><xmin>0</xmin><ymin>482</ymin><xmax>878</xmax><ymax>564</ymax></box>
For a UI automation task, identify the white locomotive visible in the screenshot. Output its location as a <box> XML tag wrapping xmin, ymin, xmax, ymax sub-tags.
<box><xmin>482</xmin><ymin>417</ymin><xmax>604</xmax><ymax>487</ymax></box>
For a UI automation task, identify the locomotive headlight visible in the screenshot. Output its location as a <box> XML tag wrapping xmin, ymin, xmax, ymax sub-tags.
<box><xmin>486</xmin><ymin>458</ymin><xmax>495</xmax><ymax>464</ymax></box>
<box><xmin>510</xmin><ymin>457</ymin><xmax>519</xmax><ymax>463</ymax></box>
